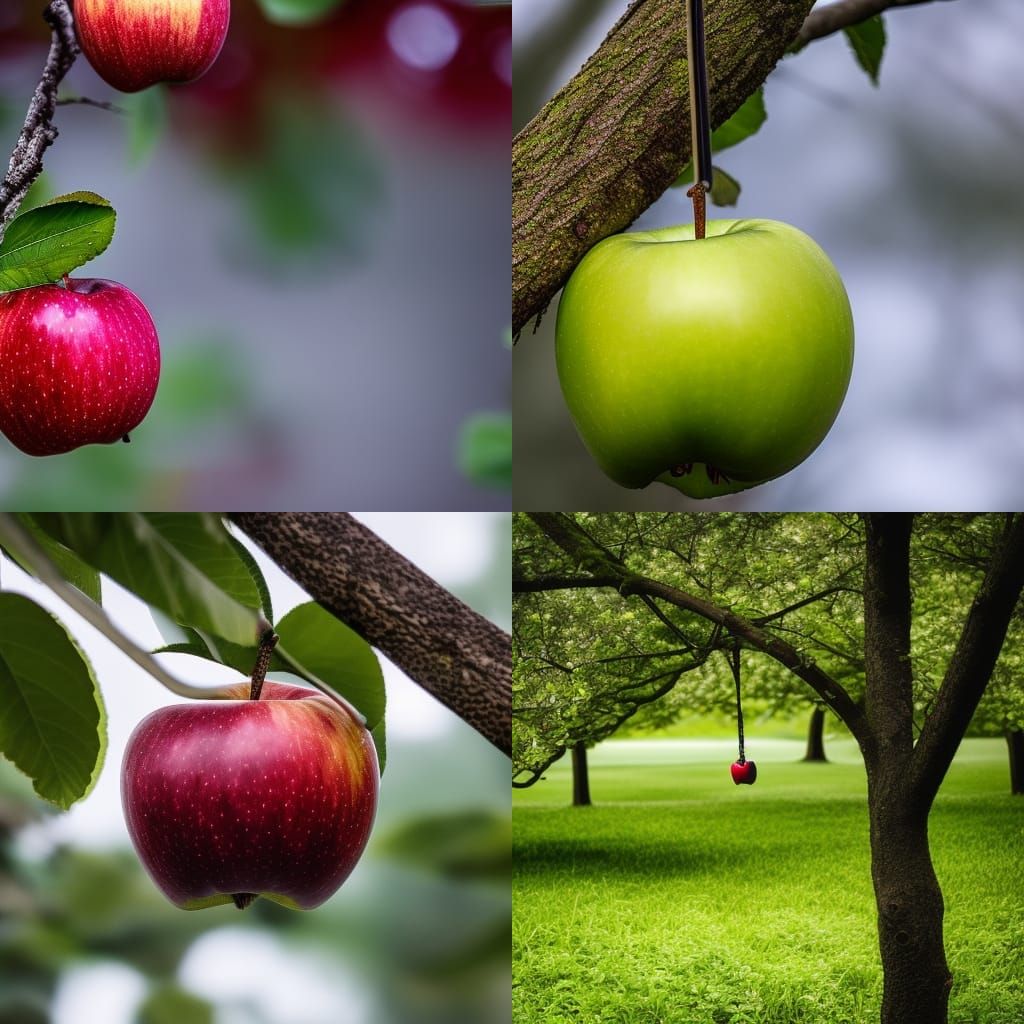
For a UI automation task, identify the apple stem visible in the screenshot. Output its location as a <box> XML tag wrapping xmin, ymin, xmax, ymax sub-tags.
<box><xmin>122</xmin><ymin>434</ymin><xmax>131</xmax><ymax>444</ymax></box>
<box><xmin>231</xmin><ymin>893</ymin><xmax>257</xmax><ymax>910</ymax></box>
<box><xmin>249</xmin><ymin>626</ymin><xmax>280</xmax><ymax>701</ymax></box>
<box><xmin>687</xmin><ymin>182</ymin><xmax>707</xmax><ymax>240</ymax></box>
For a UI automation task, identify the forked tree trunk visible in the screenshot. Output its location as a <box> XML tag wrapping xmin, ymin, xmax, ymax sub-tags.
<box><xmin>1007</xmin><ymin>730</ymin><xmax>1024</xmax><ymax>795</ymax></box>
<box><xmin>571</xmin><ymin>742</ymin><xmax>592</xmax><ymax>806</ymax></box>
<box><xmin>802</xmin><ymin>706</ymin><xmax>828</xmax><ymax>762</ymax></box>
<box><xmin>868</xmin><ymin>779</ymin><xmax>952</xmax><ymax>1024</ymax></box>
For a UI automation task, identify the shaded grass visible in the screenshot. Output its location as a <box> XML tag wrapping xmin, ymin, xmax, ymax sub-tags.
<box><xmin>513</xmin><ymin>739</ymin><xmax>1024</xmax><ymax>1024</ymax></box>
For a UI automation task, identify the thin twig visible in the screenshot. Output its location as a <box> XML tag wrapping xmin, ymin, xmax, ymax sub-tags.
<box><xmin>795</xmin><ymin>0</ymin><xmax>955</xmax><ymax>48</ymax></box>
<box><xmin>0</xmin><ymin>0</ymin><xmax>80</xmax><ymax>239</ymax></box>
<box><xmin>56</xmin><ymin>96</ymin><xmax>126</xmax><ymax>115</ymax></box>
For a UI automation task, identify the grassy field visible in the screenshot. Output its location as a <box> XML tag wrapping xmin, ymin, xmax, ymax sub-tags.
<box><xmin>513</xmin><ymin>738</ymin><xmax>1024</xmax><ymax>1024</ymax></box>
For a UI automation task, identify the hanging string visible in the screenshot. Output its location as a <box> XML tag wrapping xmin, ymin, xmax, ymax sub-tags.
<box><xmin>684</xmin><ymin>0</ymin><xmax>713</xmax><ymax>239</ymax></box>
<box><xmin>729</xmin><ymin>644</ymin><xmax>745</xmax><ymax>764</ymax></box>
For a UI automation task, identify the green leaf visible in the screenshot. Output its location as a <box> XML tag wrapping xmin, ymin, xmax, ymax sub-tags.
<box><xmin>275</xmin><ymin>602</ymin><xmax>385</xmax><ymax>728</ymax></box>
<box><xmin>378</xmin><ymin>810</ymin><xmax>511</xmax><ymax>881</ymax></box>
<box><xmin>124</xmin><ymin>85</ymin><xmax>167</xmax><ymax>167</ymax></box>
<box><xmin>459</xmin><ymin>413</ymin><xmax>512</xmax><ymax>490</ymax></box>
<box><xmin>32</xmin><ymin>514</ymin><xmax>262</xmax><ymax>646</ymax></box>
<box><xmin>256</xmin><ymin>0</ymin><xmax>342</xmax><ymax>25</ymax></box>
<box><xmin>710</xmin><ymin>165</ymin><xmax>741</xmax><ymax>207</ymax></box>
<box><xmin>709</xmin><ymin>88</ymin><xmax>766</xmax><ymax>151</ymax></box>
<box><xmin>0</xmin><ymin>593</ymin><xmax>106</xmax><ymax>809</ymax></box>
<box><xmin>226</xmin><ymin>533</ymin><xmax>273</xmax><ymax>623</ymax></box>
<box><xmin>844</xmin><ymin>16</ymin><xmax>886</xmax><ymax>85</ymax></box>
<box><xmin>0</xmin><ymin>192</ymin><xmax>116</xmax><ymax>292</ymax></box>
<box><xmin>1</xmin><ymin>514</ymin><xmax>102</xmax><ymax>604</ymax></box>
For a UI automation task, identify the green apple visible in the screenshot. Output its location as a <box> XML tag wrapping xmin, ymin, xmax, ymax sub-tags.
<box><xmin>555</xmin><ymin>219</ymin><xmax>854</xmax><ymax>498</ymax></box>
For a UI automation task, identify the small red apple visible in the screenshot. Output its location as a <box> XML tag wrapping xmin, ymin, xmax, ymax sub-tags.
<box><xmin>730</xmin><ymin>759</ymin><xmax>757</xmax><ymax>785</ymax></box>
<box><xmin>0</xmin><ymin>278</ymin><xmax>160</xmax><ymax>456</ymax></box>
<box><xmin>121</xmin><ymin>682</ymin><xmax>379</xmax><ymax>911</ymax></box>
<box><xmin>75</xmin><ymin>0</ymin><xmax>231</xmax><ymax>93</ymax></box>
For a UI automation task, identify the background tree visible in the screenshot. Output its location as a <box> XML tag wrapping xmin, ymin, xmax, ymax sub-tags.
<box><xmin>514</xmin><ymin>511</ymin><xmax>1024</xmax><ymax>1024</ymax></box>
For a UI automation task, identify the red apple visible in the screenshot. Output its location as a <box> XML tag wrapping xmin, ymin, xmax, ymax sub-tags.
<box><xmin>0</xmin><ymin>278</ymin><xmax>160</xmax><ymax>456</ymax></box>
<box><xmin>121</xmin><ymin>682</ymin><xmax>380</xmax><ymax>911</ymax></box>
<box><xmin>730</xmin><ymin>759</ymin><xmax>757</xmax><ymax>785</ymax></box>
<box><xmin>75</xmin><ymin>0</ymin><xmax>231</xmax><ymax>93</ymax></box>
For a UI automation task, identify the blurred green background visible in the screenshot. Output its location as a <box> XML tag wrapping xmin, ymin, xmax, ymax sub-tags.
<box><xmin>0</xmin><ymin>512</ymin><xmax>511</xmax><ymax>1024</ymax></box>
<box><xmin>0</xmin><ymin>0</ymin><xmax>510</xmax><ymax>508</ymax></box>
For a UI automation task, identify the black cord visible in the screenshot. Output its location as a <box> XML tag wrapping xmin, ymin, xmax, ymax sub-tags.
<box><xmin>685</xmin><ymin>0</ymin><xmax>713</xmax><ymax>190</ymax></box>
<box><xmin>729</xmin><ymin>645</ymin><xmax>745</xmax><ymax>763</ymax></box>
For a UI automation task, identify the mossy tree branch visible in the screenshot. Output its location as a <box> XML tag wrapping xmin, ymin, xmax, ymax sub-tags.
<box><xmin>512</xmin><ymin>0</ymin><xmax>814</xmax><ymax>337</ymax></box>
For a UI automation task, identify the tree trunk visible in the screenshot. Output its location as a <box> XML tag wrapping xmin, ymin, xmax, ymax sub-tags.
<box><xmin>1007</xmin><ymin>730</ymin><xmax>1024</xmax><ymax>795</ymax></box>
<box><xmin>571</xmin><ymin>742</ymin><xmax>592</xmax><ymax>806</ymax></box>
<box><xmin>802</xmin><ymin>706</ymin><xmax>828</xmax><ymax>762</ymax></box>
<box><xmin>868</xmin><ymin>784</ymin><xmax>952</xmax><ymax>1024</ymax></box>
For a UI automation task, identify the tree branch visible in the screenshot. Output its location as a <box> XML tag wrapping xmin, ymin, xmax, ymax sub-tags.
<box><xmin>751</xmin><ymin>586</ymin><xmax>857</xmax><ymax>625</ymax></box>
<box><xmin>527</xmin><ymin>512</ymin><xmax>871</xmax><ymax>745</ymax></box>
<box><xmin>0</xmin><ymin>1</ymin><xmax>79</xmax><ymax>237</ymax></box>
<box><xmin>229</xmin><ymin>514</ymin><xmax>511</xmax><ymax>758</ymax></box>
<box><xmin>513</xmin><ymin>573</ymin><xmax>623</xmax><ymax>592</ymax></box>
<box><xmin>911</xmin><ymin>513</ymin><xmax>1024</xmax><ymax>802</ymax></box>
<box><xmin>512</xmin><ymin>0</ymin><xmax>813</xmax><ymax>336</ymax></box>
<box><xmin>56</xmin><ymin>96</ymin><xmax>125</xmax><ymax>115</ymax></box>
<box><xmin>794</xmin><ymin>0</ymin><xmax>953</xmax><ymax>48</ymax></box>
<box><xmin>513</xmin><ymin>663</ymin><xmax>693</xmax><ymax>786</ymax></box>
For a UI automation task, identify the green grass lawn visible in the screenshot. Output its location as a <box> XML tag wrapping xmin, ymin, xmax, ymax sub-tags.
<box><xmin>513</xmin><ymin>738</ymin><xmax>1024</xmax><ymax>1024</ymax></box>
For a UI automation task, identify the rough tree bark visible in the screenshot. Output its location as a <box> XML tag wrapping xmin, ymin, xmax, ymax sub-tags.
<box><xmin>230</xmin><ymin>513</ymin><xmax>511</xmax><ymax>758</ymax></box>
<box><xmin>1007</xmin><ymin>729</ymin><xmax>1024</xmax><ymax>795</ymax></box>
<box><xmin>522</xmin><ymin>512</ymin><xmax>1024</xmax><ymax>1024</ymax></box>
<box><xmin>512</xmin><ymin>0</ymin><xmax>814</xmax><ymax>335</ymax></box>
<box><xmin>571</xmin><ymin>742</ymin><xmax>592</xmax><ymax>806</ymax></box>
<box><xmin>802</xmin><ymin>706</ymin><xmax>828</xmax><ymax>762</ymax></box>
